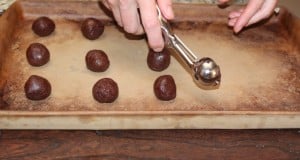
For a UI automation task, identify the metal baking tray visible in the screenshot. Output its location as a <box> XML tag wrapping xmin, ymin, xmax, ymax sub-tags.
<box><xmin>0</xmin><ymin>0</ymin><xmax>299</xmax><ymax>129</ymax></box>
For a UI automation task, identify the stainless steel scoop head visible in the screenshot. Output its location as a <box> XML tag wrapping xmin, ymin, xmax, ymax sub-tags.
<box><xmin>157</xmin><ymin>6</ymin><xmax>221</xmax><ymax>88</ymax></box>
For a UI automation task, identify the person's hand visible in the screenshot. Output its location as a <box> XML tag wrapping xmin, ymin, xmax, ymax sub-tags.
<box><xmin>218</xmin><ymin>0</ymin><xmax>278</xmax><ymax>33</ymax></box>
<box><xmin>102</xmin><ymin>0</ymin><xmax>174</xmax><ymax>52</ymax></box>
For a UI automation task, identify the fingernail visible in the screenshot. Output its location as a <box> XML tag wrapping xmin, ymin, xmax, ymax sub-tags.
<box><xmin>217</xmin><ymin>0</ymin><xmax>229</xmax><ymax>5</ymax></box>
<box><xmin>234</xmin><ymin>25</ymin><xmax>243</xmax><ymax>33</ymax></box>
<box><xmin>166</xmin><ymin>6</ymin><xmax>175</xmax><ymax>19</ymax></box>
<box><xmin>117</xmin><ymin>21</ymin><xmax>123</xmax><ymax>27</ymax></box>
<box><xmin>228</xmin><ymin>21</ymin><xmax>235</xmax><ymax>27</ymax></box>
<box><xmin>153</xmin><ymin>46</ymin><xmax>164</xmax><ymax>52</ymax></box>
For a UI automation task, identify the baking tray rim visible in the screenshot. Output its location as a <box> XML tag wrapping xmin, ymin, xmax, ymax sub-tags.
<box><xmin>1</xmin><ymin>111</ymin><xmax>300</xmax><ymax>116</ymax></box>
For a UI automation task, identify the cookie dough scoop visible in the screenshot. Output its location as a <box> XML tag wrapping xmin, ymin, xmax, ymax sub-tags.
<box><xmin>157</xmin><ymin>6</ymin><xmax>221</xmax><ymax>88</ymax></box>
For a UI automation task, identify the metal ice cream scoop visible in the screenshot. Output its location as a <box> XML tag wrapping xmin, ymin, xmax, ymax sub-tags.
<box><xmin>157</xmin><ymin>6</ymin><xmax>221</xmax><ymax>88</ymax></box>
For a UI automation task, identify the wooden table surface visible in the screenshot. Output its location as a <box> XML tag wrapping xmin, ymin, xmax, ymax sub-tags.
<box><xmin>0</xmin><ymin>130</ymin><xmax>299</xmax><ymax>159</ymax></box>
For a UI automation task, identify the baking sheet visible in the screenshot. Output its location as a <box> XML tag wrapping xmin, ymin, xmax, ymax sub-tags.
<box><xmin>0</xmin><ymin>0</ymin><xmax>299</xmax><ymax>129</ymax></box>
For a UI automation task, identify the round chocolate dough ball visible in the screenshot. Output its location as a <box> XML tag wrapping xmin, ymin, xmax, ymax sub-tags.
<box><xmin>93</xmin><ymin>78</ymin><xmax>119</xmax><ymax>103</ymax></box>
<box><xmin>86</xmin><ymin>50</ymin><xmax>110</xmax><ymax>72</ymax></box>
<box><xmin>81</xmin><ymin>18</ymin><xmax>104</xmax><ymax>40</ymax></box>
<box><xmin>147</xmin><ymin>48</ymin><xmax>171</xmax><ymax>71</ymax></box>
<box><xmin>24</xmin><ymin>75</ymin><xmax>51</xmax><ymax>101</ymax></box>
<box><xmin>26</xmin><ymin>43</ymin><xmax>50</xmax><ymax>67</ymax></box>
<box><xmin>154</xmin><ymin>75</ymin><xmax>176</xmax><ymax>101</ymax></box>
<box><xmin>32</xmin><ymin>17</ymin><xmax>55</xmax><ymax>37</ymax></box>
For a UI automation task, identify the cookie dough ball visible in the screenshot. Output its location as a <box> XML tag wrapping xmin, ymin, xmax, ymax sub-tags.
<box><xmin>32</xmin><ymin>17</ymin><xmax>55</xmax><ymax>37</ymax></box>
<box><xmin>86</xmin><ymin>50</ymin><xmax>110</xmax><ymax>72</ymax></box>
<box><xmin>81</xmin><ymin>18</ymin><xmax>104</xmax><ymax>40</ymax></box>
<box><xmin>24</xmin><ymin>75</ymin><xmax>51</xmax><ymax>101</ymax></box>
<box><xmin>26</xmin><ymin>43</ymin><xmax>50</xmax><ymax>67</ymax></box>
<box><xmin>154</xmin><ymin>75</ymin><xmax>176</xmax><ymax>101</ymax></box>
<box><xmin>93</xmin><ymin>78</ymin><xmax>119</xmax><ymax>103</ymax></box>
<box><xmin>147</xmin><ymin>48</ymin><xmax>171</xmax><ymax>71</ymax></box>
